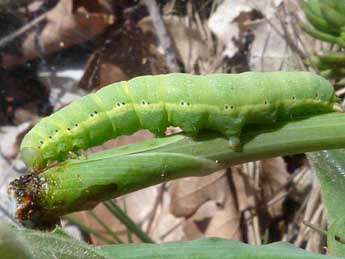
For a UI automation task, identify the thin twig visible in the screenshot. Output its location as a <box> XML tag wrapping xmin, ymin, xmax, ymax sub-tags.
<box><xmin>260</xmin><ymin>29</ymin><xmax>271</xmax><ymax>72</ymax></box>
<box><xmin>302</xmin><ymin>220</ymin><xmax>327</xmax><ymax>237</ymax></box>
<box><xmin>142</xmin><ymin>0</ymin><xmax>181</xmax><ymax>72</ymax></box>
<box><xmin>0</xmin><ymin>12</ymin><xmax>47</xmax><ymax>49</ymax></box>
<box><xmin>275</xmin><ymin>7</ymin><xmax>306</xmax><ymax>60</ymax></box>
<box><xmin>145</xmin><ymin>183</ymin><xmax>165</xmax><ymax>234</ymax></box>
<box><xmin>288</xmin><ymin>12</ymin><xmax>309</xmax><ymax>59</ymax></box>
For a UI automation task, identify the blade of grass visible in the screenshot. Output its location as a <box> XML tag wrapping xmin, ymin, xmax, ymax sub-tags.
<box><xmin>103</xmin><ymin>200</ymin><xmax>154</xmax><ymax>243</ymax></box>
<box><xmin>87</xmin><ymin>210</ymin><xmax>124</xmax><ymax>244</ymax></box>
<box><xmin>62</xmin><ymin>215</ymin><xmax>114</xmax><ymax>244</ymax></box>
<box><xmin>122</xmin><ymin>200</ymin><xmax>133</xmax><ymax>243</ymax></box>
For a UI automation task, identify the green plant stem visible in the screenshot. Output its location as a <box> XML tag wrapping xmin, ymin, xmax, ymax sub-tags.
<box><xmin>10</xmin><ymin>113</ymin><xmax>345</xmax><ymax>227</ymax></box>
<box><xmin>299</xmin><ymin>21</ymin><xmax>345</xmax><ymax>46</ymax></box>
<box><xmin>318</xmin><ymin>51</ymin><xmax>345</xmax><ymax>63</ymax></box>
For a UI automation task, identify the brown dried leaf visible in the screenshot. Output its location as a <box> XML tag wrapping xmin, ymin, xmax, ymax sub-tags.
<box><xmin>97</xmin><ymin>63</ymin><xmax>128</xmax><ymax>86</ymax></box>
<box><xmin>78</xmin><ymin>22</ymin><xmax>155</xmax><ymax>91</ymax></box>
<box><xmin>183</xmin><ymin>193</ymin><xmax>242</xmax><ymax>240</ymax></box>
<box><xmin>72</xmin><ymin>185</ymin><xmax>160</xmax><ymax>245</ymax></box>
<box><xmin>139</xmin><ymin>16</ymin><xmax>210</xmax><ymax>73</ymax></box>
<box><xmin>170</xmin><ymin>170</ymin><xmax>243</xmax><ymax>240</ymax></box>
<box><xmin>0</xmin><ymin>66</ymin><xmax>51</xmax><ymax>124</ymax></box>
<box><xmin>169</xmin><ymin>170</ymin><xmax>228</xmax><ymax>218</ymax></box>
<box><xmin>79</xmin><ymin>13</ymin><xmax>210</xmax><ymax>90</ymax></box>
<box><xmin>147</xmin><ymin>183</ymin><xmax>185</xmax><ymax>242</ymax></box>
<box><xmin>2</xmin><ymin>0</ymin><xmax>114</xmax><ymax>67</ymax></box>
<box><xmin>183</xmin><ymin>200</ymin><xmax>218</xmax><ymax>239</ymax></box>
<box><xmin>260</xmin><ymin>157</ymin><xmax>289</xmax><ymax>217</ymax></box>
<box><xmin>204</xmin><ymin>197</ymin><xmax>242</xmax><ymax>239</ymax></box>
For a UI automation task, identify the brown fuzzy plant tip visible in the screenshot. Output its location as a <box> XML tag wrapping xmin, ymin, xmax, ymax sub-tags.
<box><xmin>8</xmin><ymin>174</ymin><xmax>57</xmax><ymax>229</ymax></box>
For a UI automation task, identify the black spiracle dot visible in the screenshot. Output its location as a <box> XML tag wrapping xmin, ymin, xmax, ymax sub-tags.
<box><xmin>90</xmin><ymin>113</ymin><xmax>94</xmax><ymax>117</ymax></box>
<box><xmin>116</xmin><ymin>102</ymin><xmax>126</xmax><ymax>107</ymax></box>
<box><xmin>180</xmin><ymin>100</ymin><xmax>191</xmax><ymax>106</ymax></box>
<box><xmin>55</xmin><ymin>129</ymin><xmax>59</xmax><ymax>133</ymax></box>
<box><xmin>292</xmin><ymin>96</ymin><xmax>296</xmax><ymax>100</ymax></box>
<box><xmin>264</xmin><ymin>100</ymin><xmax>270</xmax><ymax>105</ymax></box>
<box><xmin>75</xmin><ymin>124</ymin><xmax>78</xmax><ymax>127</ymax></box>
<box><xmin>94</xmin><ymin>111</ymin><xmax>98</xmax><ymax>114</ymax></box>
<box><xmin>49</xmin><ymin>136</ymin><xmax>52</xmax><ymax>139</ymax></box>
<box><xmin>40</xmin><ymin>140</ymin><xmax>44</xmax><ymax>144</ymax></box>
<box><xmin>141</xmin><ymin>100</ymin><xmax>149</xmax><ymax>105</ymax></box>
<box><xmin>225</xmin><ymin>104</ymin><xmax>234</xmax><ymax>110</ymax></box>
<box><xmin>315</xmin><ymin>92</ymin><xmax>319</xmax><ymax>98</ymax></box>
<box><xmin>67</xmin><ymin>128</ymin><xmax>71</xmax><ymax>131</ymax></box>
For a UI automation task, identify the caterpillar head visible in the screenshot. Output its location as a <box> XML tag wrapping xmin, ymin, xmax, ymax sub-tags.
<box><xmin>21</xmin><ymin>147</ymin><xmax>46</xmax><ymax>171</ymax></box>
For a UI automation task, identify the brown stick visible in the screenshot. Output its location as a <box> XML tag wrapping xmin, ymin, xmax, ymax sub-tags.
<box><xmin>142</xmin><ymin>0</ymin><xmax>181</xmax><ymax>72</ymax></box>
<box><xmin>0</xmin><ymin>12</ymin><xmax>47</xmax><ymax>49</ymax></box>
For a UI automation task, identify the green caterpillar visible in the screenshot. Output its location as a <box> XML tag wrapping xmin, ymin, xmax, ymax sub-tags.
<box><xmin>20</xmin><ymin>72</ymin><xmax>342</xmax><ymax>170</ymax></box>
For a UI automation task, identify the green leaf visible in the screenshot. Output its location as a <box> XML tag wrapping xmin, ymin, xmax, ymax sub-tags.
<box><xmin>0</xmin><ymin>222</ymin><xmax>342</xmax><ymax>259</ymax></box>
<box><xmin>0</xmin><ymin>223</ymin><xmax>108</xmax><ymax>259</ymax></box>
<box><xmin>327</xmin><ymin>217</ymin><xmax>345</xmax><ymax>257</ymax></box>
<box><xmin>308</xmin><ymin>149</ymin><xmax>345</xmax><ymax>257</ymax></box>
<box><xmin>98</xmin><ymin>238</ymin><xmax>342</xmax><ymax>259</ymax></box>
<box><xmin>308</xmin><ymin>150</ymin><xmax>345</xmax><ymax>225</ymax></box>
<box><xmin>0</xmin><ymin>221</ymin><xmax>32</xmax><ymax>259</ymax></box>
<box><xmin>10</xmin><ymin>113</ymin><xmax>345</xmax><ymax>226</ymax></box>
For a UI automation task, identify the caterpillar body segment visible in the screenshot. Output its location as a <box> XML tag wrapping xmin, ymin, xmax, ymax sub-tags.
<box><xmin>20</xmin><ymin>72</ymin><xmax>341</xmax><ymax>170</ymax></box>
